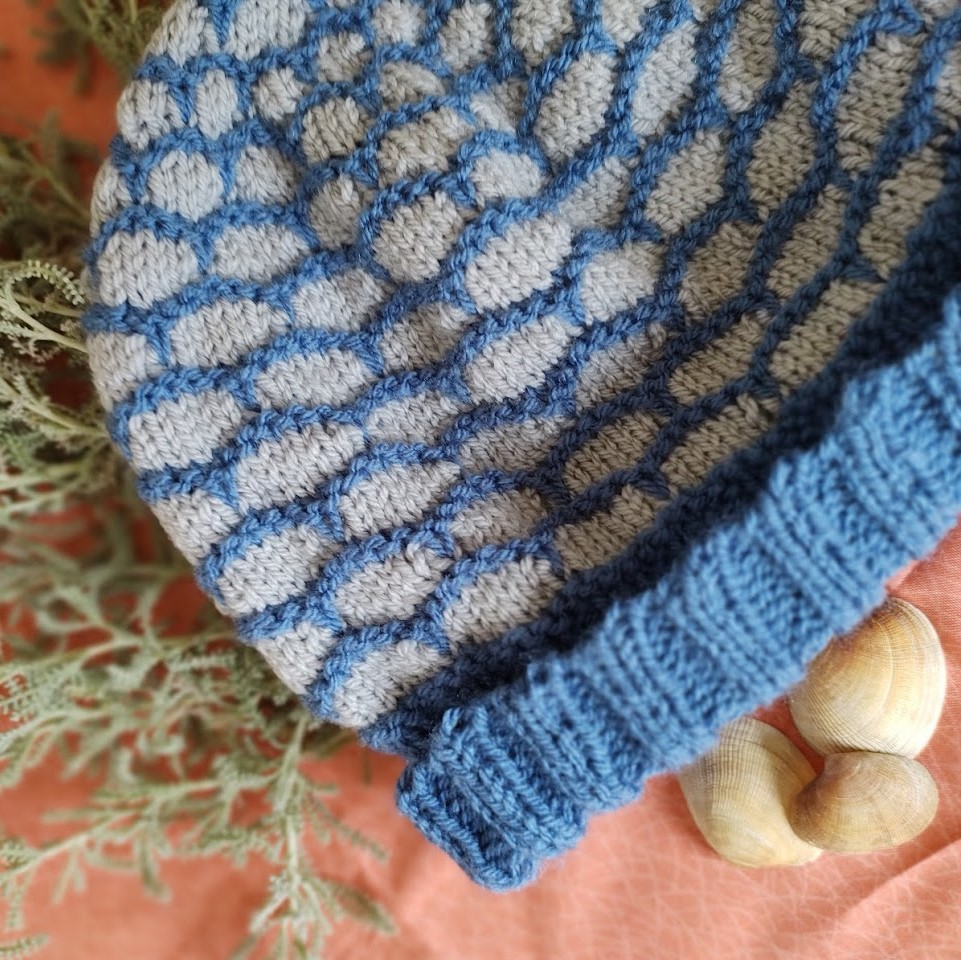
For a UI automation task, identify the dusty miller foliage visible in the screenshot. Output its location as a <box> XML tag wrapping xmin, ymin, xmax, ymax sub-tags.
<box><xmin>0</xmin><ymin>3</ymin><xmax>393</xmax><ymax>957</ymax></box>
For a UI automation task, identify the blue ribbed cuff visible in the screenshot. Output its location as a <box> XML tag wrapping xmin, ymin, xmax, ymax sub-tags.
<box><xmin>397</xmin><ymin>289</ymin><xmax>961</xmax><ymax>890</ymax></box>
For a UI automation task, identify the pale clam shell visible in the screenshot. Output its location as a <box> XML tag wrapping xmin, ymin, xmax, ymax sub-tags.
<box><xmin>678</xmin><ymin>717</ymin><xmax>822</xmax><ymax>868</ymax></box>
<box><xmin>789</xmin><ymin>752</ymin><xmax>938</xmax><ymax>854</ymax></box>
<box><xmin>790</xmin><ymin>598</ymin><xmax>946</xmax><ymax>758</ymax></box>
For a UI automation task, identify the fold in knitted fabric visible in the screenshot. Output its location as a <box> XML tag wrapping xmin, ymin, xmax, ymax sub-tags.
<box><xmin>83</xmin><ymin>0</ymin><xmax>961</xmax><ymax>887</ymax></box>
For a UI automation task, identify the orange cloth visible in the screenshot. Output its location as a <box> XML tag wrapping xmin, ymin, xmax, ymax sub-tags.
<box><xmin>3</xmin><ymin>528</ymin><xmax>958</xmax><ymax>960</ymax></box>
<box><xmin>4</xmin><ymin>7</ymin><xmax>960</xmax><ymax>957</ymax></box>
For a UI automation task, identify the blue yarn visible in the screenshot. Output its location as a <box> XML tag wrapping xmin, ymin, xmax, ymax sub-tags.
<box><xmin>84</xmin><ymin>0</ymin><xmax>961</xmax><ymax>889</ymax></box>
<box><xmin>398</xmin><ymin>289</ymin><xmax>961</xmax><ymax>887</ymax></box>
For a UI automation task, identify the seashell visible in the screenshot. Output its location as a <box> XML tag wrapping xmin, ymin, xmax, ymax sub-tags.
<box><xmin>790</xmin><ymin>598</ymin><xmax>946</xmax><ymax>758</ymax></box>
<box><xmin>789</xmin><ymin>751</ymin><xmax>938</xmax><ymax>854</ymax></box>
<box><xmin>678</xmin><ymin>717</ymin><xmax>822</xmax><ymax>868</ymax></box>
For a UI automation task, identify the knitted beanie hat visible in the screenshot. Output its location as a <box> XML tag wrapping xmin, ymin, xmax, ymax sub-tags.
<box><xmin>84</xmin><ymin>0</ymin><xmax>961</xmax><ymax>888</ymax></box>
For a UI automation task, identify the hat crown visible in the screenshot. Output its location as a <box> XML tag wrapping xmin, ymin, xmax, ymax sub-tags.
<box><xmin>85</xmin><ymin>0</ymin><xmax>955</xmax><ymax>748</ymax></box>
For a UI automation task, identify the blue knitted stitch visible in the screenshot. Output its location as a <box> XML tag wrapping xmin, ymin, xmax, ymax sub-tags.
<box><xmin>84</xmin><ymin>0</ymin><xmax>961</xmax><ymax>887</ymax></box>
<box><xmin>399</xmin><ymin>289</ymin><xmax>961</xmax><ymax>886</ymax></box>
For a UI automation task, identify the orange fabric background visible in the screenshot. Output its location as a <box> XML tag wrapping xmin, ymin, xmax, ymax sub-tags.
<box><xmin>3</xmin><ymin>5</ymin><xmax>961</xmax><ymax>957</ymax></box>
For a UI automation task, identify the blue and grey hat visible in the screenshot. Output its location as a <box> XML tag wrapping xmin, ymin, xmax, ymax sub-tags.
<box><xmin>84</xmin><ymin>0</ymin><xmax>961</xmax><ymax>887</ymax></box>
